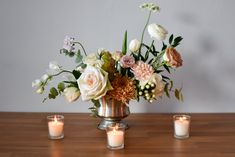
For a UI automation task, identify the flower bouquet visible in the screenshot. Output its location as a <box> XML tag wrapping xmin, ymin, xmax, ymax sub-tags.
<box><xmin>32</xmin><ymin>3</ymin><xmax>183</xmax><ymax>128</ymax></box>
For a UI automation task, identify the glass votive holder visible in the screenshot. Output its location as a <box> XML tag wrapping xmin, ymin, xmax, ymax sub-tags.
<box><xmin>173</xmin><ymin>115</ymin><xmax>191</xmax><ymax>139</ymax></box>
<box><xmin>47</xmin><ymin>115</ymin><xmax>64</xmax><ymax>140</ymax></box>
<box><xmin>106</xmin><ymin>123</ymin><xmax>125</xmax><ymax>150</ymax></box>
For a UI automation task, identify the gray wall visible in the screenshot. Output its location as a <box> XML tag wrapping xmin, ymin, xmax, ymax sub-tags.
<box><xmin>0</xmin><ymin>0</ymin><xmax>235</xmax><ymax>113</ymax></box>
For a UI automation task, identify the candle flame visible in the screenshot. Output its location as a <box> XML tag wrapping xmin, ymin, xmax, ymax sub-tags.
<box><xmin>54</xmin><ymin>116</ymin><xmax>58</xmax><ymax>123</ymax></box>
<box><xmin>113</xmin><ymin>125</ymin><xmax>119</xmax><ymax>133</ymax></box>
<box><xmin>179</xmin><ymin>116</ymin><xmax>186</xmax><ymax>121</ymax></box>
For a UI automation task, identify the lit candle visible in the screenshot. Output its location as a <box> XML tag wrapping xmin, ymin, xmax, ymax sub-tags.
<box><xmin>47</xmin><ymin>115</ymin><xmax>64</xmax><ymax>139</ymax></box>
<box><xmin>174</xmin><ymin>115</ymin><xmax>191</xmax><ymax>139</ymax></box>
<box><xmin>106</xmin><ymin>124</ymin><xmax>125</xmax><ymax>149</ymax></box>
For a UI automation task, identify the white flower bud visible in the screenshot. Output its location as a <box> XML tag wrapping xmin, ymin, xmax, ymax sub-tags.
<box><xmin>32</xmin><ymin>79</ymin><xmax>42</xmax><ymax>88</ymax></box>
<box><xmin>129</xmin><ymin>39</ymin><xmax>141</xmax><ymax>52</ymax></box>
<box><xmin>148</xmin><ymin>23</ymin><xmax>168</xmax><ymax>41</ymax></box>
<box><xmin>49</xmin><ymin>61</ymin><xmax>60</xmax><ymax>70</ymax></box>
<box><xmin>41</xmin><ymin>74</ymin><xmax>49</xmax><ymax>81</ymax></box>
<box><xmin>36</xmin><ymin>87</ymin><xmax>44</xmax><ymax>94</ymax></box>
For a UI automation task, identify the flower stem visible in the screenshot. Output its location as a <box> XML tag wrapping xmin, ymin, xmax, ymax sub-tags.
<box><xmin>74</xmin><ymin>42</ymin><xmax>87</xmax><ymax>56</ymax></box>
<box><xmin>44</xmin><ymin>70</ymin><xmax>73</xmax><ymax>85</ymax></box>
<box><xmin>139</xmin><ymin>11</ymin><xmax>152</xmax><ymax>55</ymax></box>
<box><xmin>52</xmin><ymin>70</ymin><xmax>73</xmax><ymax>77</ymax></box>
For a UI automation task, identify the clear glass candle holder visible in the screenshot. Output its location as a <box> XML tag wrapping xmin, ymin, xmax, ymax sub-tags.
<box><xmin>106</xmin><ymin>123</ymin><xmax>125</xmax><ymax>150</ymax></box>
<box><xmin>173</xmin><ymin>115</ymin><xmax>191</xmax><ymax>139</ymax></box>
<box><xmin>47</xmin><ymin>115</ymin><xmax>64</xmax><ymax>140</ymax></box>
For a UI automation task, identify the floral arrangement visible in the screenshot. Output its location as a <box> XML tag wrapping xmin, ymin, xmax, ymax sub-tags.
<box><xmin>32</xmin><ymin>3</ymin><xmax>184</xmax><ymax>115</ymax></box>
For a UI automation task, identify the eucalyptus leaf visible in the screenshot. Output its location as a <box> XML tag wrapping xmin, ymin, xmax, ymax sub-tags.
<box><xmin>75</xmin><ymin>50</ymin><xmax>83</xmax><ymax>63</ymax></box>
<box><xmin>50</xmin><ymin>87</ymin><xmax>58</xmax><ymax>96</ymax></box>
<box><xmin>49</xmin><ymin>93</ymin><xmax>56</xmax><ymax>99</ymax></box>
<box><xmin>58</xmin><ymin>82</ymin><xmax>65</xmax><ymax>92</ymax></box>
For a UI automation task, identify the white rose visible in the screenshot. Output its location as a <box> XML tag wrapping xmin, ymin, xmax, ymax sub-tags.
<box><xmin>64</xmin><ymin>87</ymin><xmax>80</xmax><ymax>103</ymax></box>
<box><xmin>129</xmin><ymin>39</ymin><xmax>141</xmax><ymax>52</ymax></box>
<box><xmin>77</xmin><ymin>65</ymin><xmax>112</xmax><ymax>101</ymax></box>
<box><xmin>148</xmin><ymin>23</ymin><xmax>168</xmax><ymax>41</ymax></box>
<box><xmin>83</xmin><ymin>53</ymin><xmax>103</xmax><ymax>68</ymax></box>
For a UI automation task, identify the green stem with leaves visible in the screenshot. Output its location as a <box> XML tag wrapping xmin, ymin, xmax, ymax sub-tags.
<box><xmin>74</xmin><ymin>42</ymin><xmax>87</xmax><ymax>56</ymax></box>
<box><xmin>44</xmin><ymin>70</ymin><xmax>73</xmax><ymax>85</ymax></box>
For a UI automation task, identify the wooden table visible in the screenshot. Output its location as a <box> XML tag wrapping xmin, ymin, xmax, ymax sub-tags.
<box><xmin>0</xmin><ymin>113</ymin><xmax>235</xmax><ymax>157</ymax></box>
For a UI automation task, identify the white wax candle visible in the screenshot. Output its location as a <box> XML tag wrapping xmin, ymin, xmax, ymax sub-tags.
<box><xmin>48</xmin><ymin>117</ymin><xmax>64</xmax><ymax>137</ymax></box>
<box><xmin>174</xmin><ymin>117</ymin><xmax>189</xmax><ymax>136</ymax></box>
<box><xmin>107</xmin><ymin>129</ymin><xmax>124</xmax><ymax>147</ymax></box>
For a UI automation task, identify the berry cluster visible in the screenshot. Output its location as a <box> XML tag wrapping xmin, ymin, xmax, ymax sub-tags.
<box><xmin>138</xmin><ymin>82</ymin><xmax>156</xmax><ymax>103</ymax></box>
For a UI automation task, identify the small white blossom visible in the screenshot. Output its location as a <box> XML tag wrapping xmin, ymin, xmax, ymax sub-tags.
<box><xmin>49</xmin><ymin>61</ymin><xmax>60</xmax><ymax>70</ymax></box>
<box><xmin>41</xmin><ymin>74</ymin><xmax>49</xmax><ymax>82</ymax></box>
<box><xmin>32</xmin><ymin>79</ymin><xmax>42</xmax><ymax>88</ymax></box>
<box><xmin>36</xmin><ymin>87</ymin><xmax>44</xmax><ymax>94</ymax></box>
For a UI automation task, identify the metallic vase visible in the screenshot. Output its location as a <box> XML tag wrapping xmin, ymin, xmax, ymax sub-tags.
<box><xmin>97</xmin><ymin>97</ymin><xmax>130</xmax><ymax>130</ymax></box>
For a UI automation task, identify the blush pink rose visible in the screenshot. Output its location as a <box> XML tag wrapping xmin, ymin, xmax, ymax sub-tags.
<box><xmin>120</xmin><ymin>55</ymin><xmax>135</xmax><ymax>68</ymax></box>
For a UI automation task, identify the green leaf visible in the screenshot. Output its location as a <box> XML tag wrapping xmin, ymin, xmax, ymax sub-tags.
<box><xmin>81</xmin><ymin>63</ymin><xmax>87</xmax><ymax>69</ymax></box>
<box><xmin>144</xmin><ymin>50</ymin><xmax>149</xmax><ymax>62</ymax></box>
<box><xmin>122</xmin><ymin>30</ymin><xmax>127</xmax><ymax>55</ymax></box>
<box><xmin>68</xmin><ymin>52</ymin><xmax>75</xmax><ymax>57</ymax></box>
<box><xmin>172</xmin><ymin>36</ymin><xmax>183</xmax><ymax>47</ymax></box>
<box><xmin>162</xmin><ymin>42</ymin><xmax>167</xmax><ymax>51</ymax></box>
<box><xmin>48</xmin><ymin>93</ymin><xmax>56</xmax><ymax>99</ymax></box>
<box><xmin>169</xmin><ymin>80</ymin><xmax>173</xmax><ymax>91</ymax></box>
<box><xmin>50</xmin><ymin>87</ymin><xmax>58</xmax><ymax>96</ymax></box>
<box><xmin>169</xmin><ymin>34</ymin><xmax>174</xmax><ymax>44</ymax></box>
<box><xmin>175</xmin><ymin>89</ymin><xmax>180</xmax><ymax>100</ymax></box>
<box><xmin>163</xmin><ymin>64</ymin><xmax>171</xmax><ymax>73</ymax></box>
<box><xmin>162</xmin><ymin>75</ymin><xmax>170</xmax><ymax>80</ymax></box>
<box><xmin>91</xmin><ymin>99</ymin><xmax>100</xmax><ymax>108</ymax></box>
<box><xmin>58</xmin><ymin>82</ymin><xmax>65</xmax><ymax>92</ymax></box>
<box><xmin>180</xmin><ymin>93</ymin><xmax>184</xmax><ymax>101</ymax></box>
<box><xmin>164</xmin><ymin>83</ymin><xmax>170</xmax><ymax>98</ymax></box>
<box><xmin>174</xmin><ymin>36</ymin><xmax>183</xmax><ymax>43</ymax></box>
<box><xmin>156</xmin><ymin>70</ymin><xmax>164</xmax><ymax>73</ymax></box>
<box><xmin>72</xmin><ymin>70</ymin><xmax>81</xmax><ymax>79</ymax></box>
<box><xmin>75</xmin><ymin>50</ymin><xmax>83</xmax><ymax>63</ymax></box>
<box><xmin>60</xmin><ymin>48</ymin><xmax>68</xmax><ymax>54</ymax></box>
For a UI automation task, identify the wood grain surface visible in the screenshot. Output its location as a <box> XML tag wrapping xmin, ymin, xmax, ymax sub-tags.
<box><xmin>0</xmin><ymin>112</ymin><xmax>235</xmax><ymax>157</ymax></box>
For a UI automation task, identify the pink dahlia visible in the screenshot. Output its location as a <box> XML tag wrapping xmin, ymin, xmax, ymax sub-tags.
<box><xmin>132</xmin><ymin>61</ymin><xmax>154</xmax><ymax>82</ymax></box>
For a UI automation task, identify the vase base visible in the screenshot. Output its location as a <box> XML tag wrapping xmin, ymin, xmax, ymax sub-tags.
<box><xmin>97</xmin><ymin>119</ymin><xmax>129</xmax><ymax>130</ymax></box>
